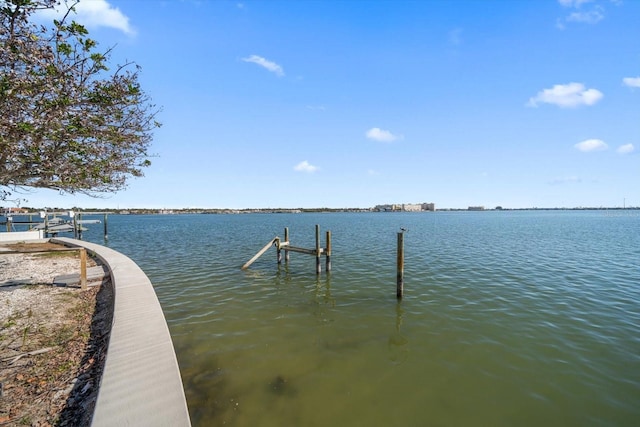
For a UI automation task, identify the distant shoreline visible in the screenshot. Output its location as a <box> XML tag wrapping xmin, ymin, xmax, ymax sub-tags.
<box><xmin>2</xmin><ymin>206</ymin><xmax>639</xmax><ymax>216</ymax></box>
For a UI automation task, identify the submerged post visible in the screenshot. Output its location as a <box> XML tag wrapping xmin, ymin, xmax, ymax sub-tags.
<box><xmin>315</xmin><ymin>224</ymin><xmax>321</xmax><ymax>274</ymax></box>
<box><xmin>326</xmin><ymin>230</ymin><xmax>332</xmax><ymax>272</ymax></box>
<box><xmin>397</xmin><ymin>231</ymin><xmax>404</xmax><ymax>299</ymax></box>
<box><xmin>104</xmin><ymin>213</ymin><xmax>109</xmax><ymax>240</ymax></box>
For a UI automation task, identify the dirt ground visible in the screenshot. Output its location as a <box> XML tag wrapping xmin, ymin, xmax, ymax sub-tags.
<box><xmin>0</xmin><ymin>242</ymin><xmax>113</xmax><ymax>426</ymax></box>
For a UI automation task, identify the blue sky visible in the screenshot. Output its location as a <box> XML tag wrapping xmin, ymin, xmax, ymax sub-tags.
<box><xmin>15</xmin><ymin>0</ymin><xmax>640</xmax><ymax>209</ymax></box>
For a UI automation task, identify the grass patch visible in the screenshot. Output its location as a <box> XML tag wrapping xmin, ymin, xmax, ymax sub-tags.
<box><xmin>33</xmin><ymin>251</ymin><xmax>79</xmax><ymax>260</ymax></box>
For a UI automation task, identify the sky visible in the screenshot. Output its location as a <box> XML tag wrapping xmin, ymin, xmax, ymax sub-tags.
<box><xmin>9</xmin><ymin>0</ymin><xmax>640</xmax><ymax>210</ymax></box>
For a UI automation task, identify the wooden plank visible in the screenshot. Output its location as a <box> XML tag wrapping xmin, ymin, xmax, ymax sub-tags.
<box><xmin>0</xmin><ymin>248</ymin><xmax>81</xmax><ymax>255</ymax></box>
<box><xmin>283</xmin><ymin>246</ymin><xmax>324</xmax><ymax>256</ymax></box>
<box><xmin>241</xmin><ymin>237</ymin><xmax>278</xmax><ymax>270</ymax></box>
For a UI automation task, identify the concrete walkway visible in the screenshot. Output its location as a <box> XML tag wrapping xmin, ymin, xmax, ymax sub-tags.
<box><xmin>52</xmin><ymin>238</ymin><xmax>191</xmax><ymax>426</ymax></box>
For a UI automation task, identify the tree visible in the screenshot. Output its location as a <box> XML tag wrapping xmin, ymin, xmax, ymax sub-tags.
<box><xmin>0</xmin><ymin>0</ymin><xmax>160</xmax><ymax>200</ymax></box>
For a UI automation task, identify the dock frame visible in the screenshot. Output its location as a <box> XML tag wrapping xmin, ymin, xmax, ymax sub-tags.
<box><xmin>242</xmin><ymin>224</ymin><xmax>331</xmax><ymax>274</ymax></box>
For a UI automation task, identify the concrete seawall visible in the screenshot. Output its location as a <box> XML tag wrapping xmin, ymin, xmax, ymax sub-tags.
<box><xmin>52</xmin><ymin>237</ymin><xmax>191</xmax><ymax>426</ymax></box>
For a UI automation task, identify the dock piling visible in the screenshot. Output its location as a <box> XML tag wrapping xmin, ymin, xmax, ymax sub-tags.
<box><xmin>326</xmin><ymin>230</ymin><xmax>332</xmax><ymax>272</ymax></box>
<box><xmin>315</xmin><ymin>224</ymin><xmax>321</xmax><ymax>274</ymax></box>
<box><xmin>397</xmin><ymin>231</ymin><xmax>405</xmax><ymax>299</ymax></box>
<box><xmin>284</xmin><ymin>227</ymin><xmax>290</xmax><ymax>263</ymax></box>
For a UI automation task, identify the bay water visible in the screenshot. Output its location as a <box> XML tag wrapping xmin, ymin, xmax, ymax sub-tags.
<box><xmin>79</xmin><ymin>211</ymin><xmax>639</xmax><ymax>426</ymax></box>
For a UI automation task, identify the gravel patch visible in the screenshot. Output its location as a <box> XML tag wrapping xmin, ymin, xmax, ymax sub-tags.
<box><xmin>0</xmin><ymin>241</ymin><xmax>112</xmax><ymax>425</ymax></box>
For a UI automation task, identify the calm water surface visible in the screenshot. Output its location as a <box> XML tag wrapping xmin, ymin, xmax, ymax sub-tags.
<box><xmin>80</xmin><ymin>211</ymin><xmax>639</xmax><ymax>426</ymax></box>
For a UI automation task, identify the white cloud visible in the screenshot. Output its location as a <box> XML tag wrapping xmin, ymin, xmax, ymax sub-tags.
<box><xmin>623</xmin><ymin>77</ymin><xmax>640</xmax><ymax>88</ymax></box>
<box><xmin>566</xmin><ymin>8</ymin><xmax>604</xmax><ymax>24</ymax></box>
<box><xmin>549</xmin><ymin>176</ymin><xmax>582</xmax><ymax>185</ymax></box>
<box><xmin>574</xmin><ymin>139</ymin><xmax>608</xmax><ymax>152</ymax></box>
<box><xmin>527</xmin><ymin>82</ymin><xmax>603</xmax><ymax>108</ymax></box>
<box><xmin>558</xmin><ymin>0</ymin><xmax>593</xmax><ymax>6</ymax></box>
<box><xmin>37</xmin><ymin>0</ymin><xmax>135</xmax><ymax>35</ymax></box>
<box><xmin>293</xmin><ymin>160</ymin><xmax>319</xmax><ymax>173</ymax></box>
<box><xmin>242</xmin><ymin>55</ymin><xmax>284</xmax><ymax>77</ymax></box>
<box><xmin>365</xmin><ymin>127</ymin><xmax>402</xmax><ymax>143</ymax></box>
<box><xmin>617</xmin><ymin>143</ymin><xmax>635</xmax><ymax>154</ymax></box>
<box><xmin>557</xmin><ymin>0</ymin><xmax>608</xmax><ymax>28</ymax></box>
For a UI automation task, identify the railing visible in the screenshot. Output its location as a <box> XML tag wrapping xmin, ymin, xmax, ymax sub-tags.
<box><xmin>0</xmin><ymin>246</ymin><xmax>90</xmax><ymax>290</ymax></box>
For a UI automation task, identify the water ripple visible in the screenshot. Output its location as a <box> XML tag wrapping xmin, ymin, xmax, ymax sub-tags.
<box><xmin>80</xmin><ymin>211</ymin><xmax>640</xmax><ymax>426</ymax></box>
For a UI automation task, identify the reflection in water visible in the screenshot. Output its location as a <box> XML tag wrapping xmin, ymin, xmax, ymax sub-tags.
<box><xmin>389</xmin><ymin>301</ymin><xmax>409</xmax><ymax>364</ymax></box>
<box><xmin>315</xmin><ymin>273</ymin><xmax>334</xmax><ymax>309</ymax></box>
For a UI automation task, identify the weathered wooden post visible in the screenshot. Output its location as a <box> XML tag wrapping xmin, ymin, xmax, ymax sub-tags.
<box><xmin>277</xmin><ymin>234</ymin><xmax>282</xmax><ymax>264</ymax></box>
<box><xmin>80</xmin><ymin>248</ymin><xmax>87</xmax><ymax>291</ymax></box>
<box><xmin>326</xmin><ymin>230</ymin><xmax>332</xmax><ymax>272</ymax></box>
<box><xmin>397</xmin><ymin>231</ymin><xmax>405</xmax><ymax>299</ymax></box>
<box><xmin>284</xmin><ymin>227</ymin><xmax>290</xmax><ymax>263</ymax></box>
<box><xmin>72</xmin><ymin>211</ymin><xmax>78</xmax><ymax>239</ymax></box>
<box><xmin>77</xmin><ymin>213</ymin><xmax>83</xmax><ymax>240</ymax></box>
<box><xmin>315</xmin><ymin>224</ymin><xmax>321</xmax><ymax>274</ymax></box>
<box><xmin>104</xmin><ymin>213</ymin><xmax>109</xmax><ymax>240</ymax></box>
<box><xmin>44</xmin><ymin>213</ymin><xmax>49</xmax><ymax>238</ymax></box>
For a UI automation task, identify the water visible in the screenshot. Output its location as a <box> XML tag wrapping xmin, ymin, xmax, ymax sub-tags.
<box><xmin>76</xmin><ymin>211</ymin><xmax>640</xmax><ymax>426</ymax></box>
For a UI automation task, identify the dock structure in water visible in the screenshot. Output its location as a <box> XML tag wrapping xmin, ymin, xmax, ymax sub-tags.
<box><xmin>1</xmin><ymin>210</ymin><xmax>109</xmax><ymax>240</ymax></box>
<box><xmin>242</xmin><ymin>224</ymin><xmax>332</xmax><ymax>274</ymax></box>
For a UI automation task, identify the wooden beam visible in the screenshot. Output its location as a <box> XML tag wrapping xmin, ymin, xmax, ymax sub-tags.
<box><xmin>283</xmin><ymin>246</ymin><xmax>324</xmax><ymax>256</ymax></box>
<box><xmin>241</xmin><ymin>237</ymin><xmax>278</xmax><ymax>270</ymax></box>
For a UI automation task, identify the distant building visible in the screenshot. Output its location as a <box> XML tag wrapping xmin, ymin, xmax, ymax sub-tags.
<box><xmin>1</xmin><ymin>207</ymin><xmax>29</xmax><ymax>214</ymax></box>
<box><xmin>468</xmin><ymin>206</ymin><xmax>485</xmax><ymax>211</ymax></box>
<box><xmin>374</xmin><ymin>202</ymin><xmax>436</xmax><ymax>212</ymax></box>
<box><xmin>403</xmin><ymin>203</ymin><xmax>422</xmax><ymax>212</ymax></box>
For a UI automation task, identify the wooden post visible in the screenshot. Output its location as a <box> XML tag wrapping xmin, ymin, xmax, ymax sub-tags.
<box><xmin>77</xmin><ymin>213</ymin><xmax>83</xmax><ymax>240</ymax></box>
<box><xmin>326</xmin><ymin>230</ymin><xmax>332</xmax><ymax>272</ymax></box>
<box><xmin>315</xmin><ymin>224</ymin><xmax>321</xmax><ymax>274</ymax></box>
<box><xmin>397</xmin><ymin>231</ymin><xmax>404</xmax><ymax>299</ymax></box>
<box><xmin>80</xmin><ymin>248</ymin><xmax>87</xmax><ymax>290</ymax></box>
<box><xmin>277</xmin><ymin>236</ymin><xmax>282</xmax><ymax>264</ymax></box>
<box><xmin>104</xmin><ymin>213</ymin><xmax>109</xmax><ymax>240</ymax></box>
<box><xmin>284</xmin><ymin>227</ymin><xmax>290</xmax><ymax>263</ymax></box>
<box><xmin>73</xmin><ymin>213</ymin><xmax>78</xmax><ymax>239</ymax></box>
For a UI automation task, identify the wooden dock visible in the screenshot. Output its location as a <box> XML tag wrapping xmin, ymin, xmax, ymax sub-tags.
<box><xmin>242</xmin><ymin>225</ymin><xmax>331</xmax><ymax>274</ymax></box>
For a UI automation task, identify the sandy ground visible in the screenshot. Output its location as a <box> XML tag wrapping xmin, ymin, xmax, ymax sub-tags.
<box><xmin>0</xmin><ymin>241</ymin><xmax>112</xmax><ymax>426</ymax></box>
